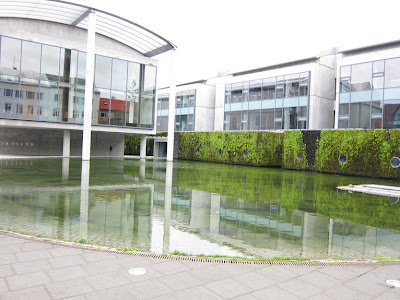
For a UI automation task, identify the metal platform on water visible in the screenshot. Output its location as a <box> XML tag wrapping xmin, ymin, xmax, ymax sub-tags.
<box><xmin>337</xmin><ymin>184</ymin><xmax>400</xmax><ymax>197</ymax></box>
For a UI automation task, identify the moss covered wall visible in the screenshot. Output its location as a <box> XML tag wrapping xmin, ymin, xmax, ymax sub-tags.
<box><xmin>125</xmin><ymin>129</ymin><xmax>400</xmax><ymax>179</ymax></box>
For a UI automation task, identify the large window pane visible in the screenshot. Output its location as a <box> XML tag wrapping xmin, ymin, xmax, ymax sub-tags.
<box><xmin>341</xmin><ymin>65</ymin><xmax>351</xmax><ymax>77</ymax></box>
<box><xmin>60</xmin><ymin>49</ymin><xmax>77</xmax><ymax>84</ymax></box>
<box><xmin>283</xmin><ymin>107</ymin><xmax>298</xmax><ymax>129</ymax></box>
<box><xmin>110</xmin><ymin>90</ymin><xmax>126</xmax><ymax>126</ymax></box>
<box><xmin>384</xmin><ymin>58</ymin><xmax>400</xmax><ymax>88</ymax></box>
<box><xmin>225</xmin><ymin>84</ymin><xmax>231</xmax><ymax>103</ymax></box>
<box><xmin>262</xmin><ymin>77</ymin><xmax>275</xmax><ymax>100</ymax></box>
<box><xmin>38</xmin><ymin>82</ymin><xmax>59</xmax><ymax>122</ymax></box>
<box><xmin>94</xmin><ymin>88</ymin><xmax>110</xmax><ymax>125</ymax></box>
<box><xmin>143</xmin><ymin>65</ymin><xmax>156</xmax><ymax>95</ymax></box>
<box><xmin>59</xmin><ymin>83</ymin><xmax>75</xmax><ymax>122</ymax></box>
<box><xmin>127</xmin><ymin>62</ymin><xmax>140</xmax><ymax>93</ymax></box>
<box><xmin>261</xmin><ymin>109</ymin><xmax>274</xmax><ymax>130</ymax></box>
<box><xmin>74</xmin><ymin>85</ymin><xmax>85</xmax><ymax>124</ymax></box>
<box><xmin>21</xmin><ymin>41</ymin><xmax>41</xmax><ymax>79</ymax></box>
<box><xmin>349</xmin><ymin>102</ymin><xmax>370</xmax><ymax>128</ymax></box>
<box><xmin>276</xmin><ymin>76</ymin><xmax>284</xmax><ymax>98</ymax></box>
<box><xmin>140</xmin><ymin>94</ymin><xmax>154</xmax><ymax>127</ymax></box>
<box><xmin>230</xmin><ymin>111</ymin><xmax>241</xmax><ymax>130</ymax></box>
<box><xmin>231</xmin><ymin>82</ymin><xmax>244</xmax><ymax>103</ymax></box>
<box><xmin>285</xmin><ymin>74</ymin><xmax>299</xmax><ymax>98</ymax></box>
<box><xmin>126</xmin><ymin>92</ymin><xmax>139</xmax><ymax>127</ymax></box>
<box><xmin>76</xmin><ymin>52</ymin><xmax>86</xmax><ymax>85</ymax></box>
<box><xmin>383</xmin><ymin>100</ymin><xmax>400</xmax><ymax>129</ymax></box>
<box><xmin>248</xmin><ymin>110</ymin><xmax>260</xmax><ymax>130</ymax></box>
<box><xmin>351</xmin><ymin>62</ymin><xmax>372</xmax><ymax>91</ymax></box>
<box><xmin>111</xmin><ymin>59</ymin><xmax>127</xmax><ymax>91</ymax></box>
<box><xmin>249</xmin><ymin>80</ymin><xmax>262</xmax><ymax>101</ymax></box>
<box><xmin>95</xmin><ymin>55</ymin><xmax>112</xmax><ymax>89</ymax></box>
<box><xmin>0</xmin><ymin>37</ymin><xmax>21</xmax><ymax>81</ymax></box>
<box><xmin>41</xmin><ymin>45</ymin><xmax>60</xmax><ymax>82</ymax></box>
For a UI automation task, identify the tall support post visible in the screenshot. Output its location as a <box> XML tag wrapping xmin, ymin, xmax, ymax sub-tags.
<box><xmin>167</xmin><ymin>50</ymin><xmax>177</xmax><ymax>162</ymax></box>
<box><xmin>82</xmin><ymin>10</ymin><xmax>96</xmax><ymax>161</ymax></box>
<box><xmin>63</xmin><ymin>129</ymin><xmax>70</xmax><ymax>157</ymax></box>
<box><xmin>140</xmin><ymin>135</ymin><xmax>146</xmax><ymax>159</ymax></box>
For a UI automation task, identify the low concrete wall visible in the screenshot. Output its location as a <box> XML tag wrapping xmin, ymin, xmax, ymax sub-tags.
<box><xmin>0</xmin><ymin>128</ymin><xmax>124</xmax><ymax>157</ymax></box>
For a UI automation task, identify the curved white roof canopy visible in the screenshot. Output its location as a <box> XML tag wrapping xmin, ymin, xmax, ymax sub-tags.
<box><xmin>0</xmin><ymin>0</ymin><xmax>176</xmax><ymax>57</ymax></box>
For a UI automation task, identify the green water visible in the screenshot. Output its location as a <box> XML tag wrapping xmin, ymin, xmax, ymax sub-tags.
<box><xmin>1</xmin><ymin>158</ymin><xmax>400</xmax><ymax>260</ymax></box>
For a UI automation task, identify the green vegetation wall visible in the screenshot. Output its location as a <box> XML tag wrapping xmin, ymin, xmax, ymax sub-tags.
<box><xmin>177</xmin><ymin>131</ymin><xmax>283</xmax><ymax>167</ymax></box>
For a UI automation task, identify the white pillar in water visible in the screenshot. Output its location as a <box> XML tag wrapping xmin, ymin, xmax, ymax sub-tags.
<box><xmin>140</xmin><ymin>135</ymin><xmax>146</xmax><ymax>159</ymax></box>
<box><xmin>82</xmin><ymin>10</ymin><xmax>96</xmax><ymax>161</ymax></box>
<box><xmin>63</xmin><ymin>129</ymin><xmax>70</xmax><ymax>157</ymax></box>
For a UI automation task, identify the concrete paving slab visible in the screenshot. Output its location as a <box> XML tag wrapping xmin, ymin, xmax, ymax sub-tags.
<box><xmin>278</xmin><ymin>278</ymin><xmax>324</xmax><ymax>299</ymax></box>
<box><xmin>206</xmin><ymin>277</ymin><xmax>254</xmax><ymax>299</ymax></box>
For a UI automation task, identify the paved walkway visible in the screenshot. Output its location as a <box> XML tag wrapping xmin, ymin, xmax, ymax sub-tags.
<box><xmin>1</xmin><ymin>232</ymin><xmax>400</xmax><ymax>300</ymax></box>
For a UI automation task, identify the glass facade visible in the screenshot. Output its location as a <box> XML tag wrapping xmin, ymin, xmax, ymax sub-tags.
<box><xmin>339</xmin><ymin>58</ymin><xmax>400</xmax><ymax>129</ymax></box>
<box><xmin>224</xmin><ymin>72</ymin><xmax>309</xmax><ymax>130</ymax></box>
<box><xmin>156</xmin><ymin>90</ymin><xmax>196</xmax><ymax>131</ymax></box>
<box><xmin>0</xmin><ymin>35</ymin><xmax>156</xmax><ymax>128</ymax></box>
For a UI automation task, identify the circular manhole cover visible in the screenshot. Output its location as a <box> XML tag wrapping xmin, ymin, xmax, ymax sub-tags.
<box><xmin>128</xmin><ymin>268</ymin><xmax>147</xmax><ymax>276</ymax></box>
<box><xmin>386</xmin><ymin>280</ymin><xmax>400</xmax><ymax>287</ymax></box>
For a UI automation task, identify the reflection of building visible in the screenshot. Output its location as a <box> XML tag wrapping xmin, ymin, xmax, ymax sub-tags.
<box><xmin>0</xmin><ymin>1</ymin><xmax>175</xmax><ymax>157</ymax></box>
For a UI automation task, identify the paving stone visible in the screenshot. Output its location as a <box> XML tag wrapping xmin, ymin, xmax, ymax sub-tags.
<box><xmin>19</xmin><ymin>242</ymin><xmax>53</xmax><ymax>252</ymax></box>
<box><xmin>307</xmin><ymin>293</ymin><xmax>333</xmax><ymax>300</ymax></box>
<box><xmin>323</xmin><ymin>284</ymin><xmax>373</xmax><ymax>299</ymax></box>
<box><xmin>0</xmin><ymin>253</ymin><xmax>17</xmax><ymax>265</ymax></box>
<box><xmin>281</xmin><ymin>264</ymin><xmax>319</xmax><ymax>275</ymax></box>
<box><xmin>299</xmin><ymin>269</ymin><xmax>342</xmax><ymax>289</ymax></box>
<box><xmin>85</xmin><ymin>285</ymin><xmax>140</xmax><ymax>300</ymax></box>
<box><xmin>85</xmin><ymin>272</ymin><xmax>130</xmax><ymax>290</ymax></box>
<box><xmin>230</xmin><ymin>294</ymin><xmax>260</xmax><ymax>300</ymax></box>
<box><xmin>6</xmin><ymin>271</ymin><xmax>51</xmax><ymax>290</ymax></box>
<box><xmin>0</xmin><ymin>264</ymin><xmax>14</xmax><ymax>277</ymax></box>
<box><xmin>187</xmin><ymin>265</ymin><xmax>230</xmax><ymax>283</ymax></box>
<box><xmin>317</xmin><ymin>266</ymin><xmax>359</xmax><ymax>282</ymax></box>
<box><xmin>48</xmin><ymin>247</ymin><xmax>84</xmax><ymax>257</ymax></box>
<box><xmin>375</xmin><ymin>287</ymin><xmax>400</xmax><ymax>300</ymax></box>
<box><xmin>48</xmin><ymin>255</ymin><xmax>86</xmax><ymax>268</ymax></box>
<box><xmin>213</xmin><ymin>263</ymin><xmax>261</xmax><ymax>275</ymax></box>
<box><xmin>45</xmin><ymin>278</ymin><xmax>93</xmax><ymax>299</ymax></box>
<box><xmin>81</xmin><ymin>260</ymin><xmax>124</xmax><ymax>275</ymax></box>
<box><xmin>174</xmin><ymin>286</ymin><xmax>223</xmax><ymax>300</ymax></box>
<box><xmin>0</xmin><ymin>244</ymin><xmax>21</xmax><ymax>255</ymax></box>
<box><xmin>206</xmin><ymin>277</ymin><xmax>254</xmax><ymax>299</ymax></box>
<box><xmin>251</xmin><ymin>286</ymin><xmax>299</xmax><ymax>300</ymax></box>
<box><xmin>256</xmin><ymin>265</ymin><xmax>298</xmax><ymax>282</ymax></box>
<box><xmin>115</xmin><ymin>255</ymin><xmax>156</xmax><ymax>268</ymax></box>
<box><xmin>81</xmin><ymin>251</ymin><xmax>119</xmax><ymax>262</ymax></box>
<box><xmin>278</xmin><ymin>278</ymin><xmax>324</xmax><ymax>299</ymax></box>
<box><xmin>0</xmin><ymin>278</ymin><xmax>8</xmax><ymax>293</ymax></box>
<box><xmin>344</xmin><ymin>271</ymin><xmax>391</xmax><ymax>297</ymax></box>
<box><xmin>12</xmin><ymin>258</ymin><xmax>52</xmax><ymax>275</ymax></box>
<box><xmin>16</xmin><ymin>249</ymin><xmax>52</xmax><ymax>262</ymax></box>
<box><xmin>149</xmin><ymin>260</ymin><xmax>191</xmax><ymax>275</ymax></box>
<box><xmin>120</xmin><ymin>264</ymin><xmax>163</xmax><ymax>283</ymax></box>
<box><xmin>46</xmin><ymin>265</ymin><xmax>88</xmax><ymax>282</ymax></box>
<box><xmin>0</xmin><ymin>286</ymin><xmax>52</xmax><ymax>300</ymax></box>
<box><xmin>231</xmin><ymin>271</ymin><xmax>277</xmax><ymax>290</ymax></box>
<box><xmin>159</xmin><ymin>271</ymin><xmax>204</xmax><ymax>291</ymax></box>
<box><xmin>127</xmin><ymin>278</ymin><xmax>172</xmax><ymax>300</ymax></box>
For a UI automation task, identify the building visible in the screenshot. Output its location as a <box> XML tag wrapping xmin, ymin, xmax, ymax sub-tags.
<box><xmin>156</xmin><ymin>80</ymin><xmax>216</xmax><ymax>132</ymax></box>
<box><xmin>336</xmin><ymin>40</ymin><xmax>400</xmax><ymax>129</ymax></box>
<box><xmin>0</xmin><ymin>0</ymin><xmax>175</xmax><ymax>158</ymax></box>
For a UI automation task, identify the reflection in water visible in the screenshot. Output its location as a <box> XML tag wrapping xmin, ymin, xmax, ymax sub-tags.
<box><xmin>0</xmin><ymin>158</ymin><xmax>400</xmax><ymax>259</ymax></box>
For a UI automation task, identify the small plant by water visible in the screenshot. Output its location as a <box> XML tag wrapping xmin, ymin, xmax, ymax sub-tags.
<box><xmin>78</xmin><ymin>239</ymin><xmax>87</xmax><ymax>244</ymax></box>
<box><xmin>118</xmin><ymin>246</ymin><xmax>139</xmax><ymax>252</ymax></box>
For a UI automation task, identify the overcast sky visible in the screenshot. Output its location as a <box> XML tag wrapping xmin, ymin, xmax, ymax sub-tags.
<box><xmin>72</xmin><ymin>0</ymin><xmax>399</xmax><ymax>86</ymax></box>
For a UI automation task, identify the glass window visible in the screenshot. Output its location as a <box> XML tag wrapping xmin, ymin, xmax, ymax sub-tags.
<box><xmin>188</xmin><ymin>91</ymin><xmax>195</xmax><ymax>107</ymax></box>
<box><xmin>339</xmin><ymin>103</ymin><xmax>349</xmax><ymax>115</ymax></box>
<box><xmin>110</xmin><ymin>90</ymin><xmax>127</xmax><ymax>126</ymax></box>
<box><xmin>283</xmin><ymin>107</ymin><xmax>298</xmax><ymax>129</ymax></box>
<box><xmin>4</xmin><ymin>103</ymin><xmax>11</xmax><ymax>113</ymax></box>
<box><xmin>0</xmin><ymin>37</ymin><xmax>21</xmax><ymax>81</ymax></box>
<box><xmin>41</xmin><ymin>45</ymin><xmax>60</xmax><ymax>81</ymax></box>
<box><xmin>261</xmin><ymin>109</ymin><xmax>274</xmax><ymax>130</ymax></box>
<box><xmin>230</xmin><ymin>111</ymin><xmax>241</xmax><ymax>130</ymax></box>
<box><xmin>140</xmin><ymin>94</ymin><xmax>154</xmax><ymax>127</ymax></box>
<box><xmin>127</xmin><ymin>62</ymin><xmax>140</xmax><ymax>94</ymax></box>
<box><xmin>372</xmin><ymin>101</ymin><xmax>383</xmax><ymax>115</ymax></box>
<box><xmin>126</xmin><ymin>91</ymin><xmax>139</xmax><ymax>127</ymax></box>
<box><xmin>225</xmin><ymin>84</ymin><xmax>231</xmax><ymax>103</ymax></box>
<box><xmin>39</xmin><ymin>82</ymin><xmax>58</xmax><ymax>122</ymax></box>
<box><xmin>249</xmin><ymin>80</ymin><xmax>262</xmax><ymax>101</ymax></box>
<box><xmin>27</xmin><ymin>105</ymin><xmax>33</xmax><ymax>114</ymax></box>
<box><xmin>373</xmin><ymin>60</ymin><xmax>384</xmax><ymax>74</ymax></box>
<box><xmin>262</xmin><ymin>77</ymin><xmax>275</xmax><ymax>100</ymax></box>
<box><xmin>4</xmin><ymin>89</ymin><xmax>13</xmax><ymax>97</ymax></box>
<box><xmin>231</xmin><ymin>82</ymin><xmax>244</xmax><ymax>103</ymax></box>
<box><xmin>21</xmin><ymin>41</ymin><xmax>41</xmax><ymax>78</ymax></box>
<box><xmin>15</xmin><ymin>90</ymin><xmax>23</xmax><ymax>98</ymax></box>
<box><xmin>339</xmin><ymin>119</ymin><xmax>349</xmax><ymax>128</ymax></box>
<box><xmin>384</xmin><ymin>58</ymin><xmax>400</xmax><ymax>88</ymax></box>
<box><xmin>60</xmin><ymin>49</ymin><xmax>76</xmax><ymax>83</ymax></box>
<box><xmin>143</xmin><ymin>65</ymin><xmax>156</xmax><ymax>95</ymax></box>
<box><xmin>223</xmin><ymin>112</ymin><xmax>230</xmax><ymax>130</ymax></box>
<box><xmin>182</xmin><ymin>91</ymin><xmax>189</xmax><ymax>108</ymax></box>
<box><xmin>76</xmin><ymin>51</ymin><xmax>86</xmax><ymax>85</ymax></box>
<box><xmin>276</xmin><ymin>76</ymin><xmax>284</xmax><ymax>98</ymax></box>
<box><xmin>351</xmin><ymin>62</ymin><xmax>372</xmax><ymax>91</ymax></box>
<box><xmin>372</xmin><ymin>76</ymin><xmax>384</xmax><ymax>89</ymax></box>
<box><xmin>340</xmin><ymin>77</ymin><xmax>351</xmax><ymax>93</ymax></box>
<box><xmin>111</xmin><ymin>59</ymin><xmax>128</xmax><ymax>91</ymax></box>
<box><xmin>16</xmin><ymin>104</ymin><xmax>23</xmax><ymax>114</ymax></box>
<box><xmin>285</xmin><ymin>74</ymin><xmax>299</xmax><ymax>98</ymax></box>
<box><xmin>94</xmin><ymin>88</ymin><xmax>111</xmax><ymax>125</ymax></box>
<box><xmin>383</xmin><ymin>100</ymin><xmax>400</xmax><ymax>129</ymax></box>
<box><xmin>248</xmin><ymin>110</ymin><xmax>260</xmax><ymax>130</ymax></box>
<box><xmin>26</xmin><ymin>91</ymin><xmax>35</xmax><ymax>99</ymax></box>
<box><xmin>349</xmin><ymin>102</ymin><xmax>370</xmax><ymax>128</ymax></box>
<box><xmin>341</xmin><ymin>65</ymin><xmax>351</xmax><ymax>77</ymax></box>
<box><xmin>95</xmin><ymin>55</ymin><xmax>112</xmax><ymax>89</ymax></box>
<box><xmin>298</xmin><ymin>106</ymin><xmax>307</xmax><ymax>118</ymax></box>
<box><xmin>299</xmin><ymin>73</ymin><xmax>309</xmax><ymax>96</ymax></box>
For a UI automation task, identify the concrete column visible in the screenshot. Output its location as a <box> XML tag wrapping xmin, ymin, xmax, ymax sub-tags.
<box><xmin>139</xmin><ymin>158</ymin><xmax>146</xmax><ymax>179</ymax></box>
<box><xmin>62</xmin><ymin>158</ymin><xmax>70</xmax><ymax>182</ymax></box>
<box><xmin>163</xmin><ymin>161</ymin><xmax>173</xmax><ymax>254</ymax></box>
<box><xmin>82</xmin><ymin>10</ymin><xmax>96</xmax><ymax>161</ymax></box>
<box><xmin>167</xmin><ymin>50</ymin><xmax>177</xmax><ymax>162</ymax></box>
<box><xmin>63</xmin><ymin>130</ymin><xmax>71</xmax><ymax>157</ymax></box>
<box><xmin>140</xmin><ymin>135</ymin><xmax>146</xmax><ymax>159</ymax></box>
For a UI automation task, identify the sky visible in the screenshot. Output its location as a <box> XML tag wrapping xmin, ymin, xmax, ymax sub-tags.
<box><xmin>71</xmin><ymin>0</ymin><xmax>400</xmax><ymax>87</ymax></box>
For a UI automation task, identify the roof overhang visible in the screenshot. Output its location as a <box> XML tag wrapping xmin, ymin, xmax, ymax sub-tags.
<box><xmin>0</xmin><ymin>0</ymin><xmax>176</xmax><ymax>57</ymax></box>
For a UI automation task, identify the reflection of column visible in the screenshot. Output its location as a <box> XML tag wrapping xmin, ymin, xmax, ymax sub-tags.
<box><xmin>163</xmin><ymin>161</ymin><xmax>173</xmax><ymax>254</ymax></box>
<box><xmin>63</xmin><ymin>130</ymin><xmax>70</xmax><ymax>157</ymax></box>
<box><xmin>328</xmin><ymin>218</ymin><xmax>333</xmax><ymax>256</ymax></box>
<box><xmin>62</xmin><ymin>158</ymin><xmax>70</xmax><ymax>182</ymax></box>
<box><xmin>79</xmin><ymin>161</ymin><xmax>90</xmax><ymax>241</ymax></box>
<box><xmin>210</xmin><ymin>193</ymin><xmax>220</xmax><ymax>235</ymax></box>
<box><xmin>153</xmin><ymin>141</ymin><xmax>159</xmax><ymax>158</ymax></box>
<box><xmin>302</xmin><ymin>212</ymin><xmax>329</xmax><ymax>258</ymax></box>
<box><xmin>82</xmin><ymin>10</ymin><xmax>96</xmax><ymax>161</ymax></box>
<box><xmin>140</xmin><ymin>135</ymin><xmax>146</xmax><ymax>159</ymax></box>
<box><xmin>190</xmin><ymin>190</ymin><xmax>210</xmax><ymax>231</ymax></box>
<box><xmin>139</xmin><ymin>159</ymin><xmax>146</xmax><ymax>179</ymax></box>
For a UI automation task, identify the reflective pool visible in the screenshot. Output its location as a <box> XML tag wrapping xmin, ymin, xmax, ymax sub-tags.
<box><xmin>1</xmin><ymin>158</ymin><xmax>400</xmax><ymax>260</ymax></box>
